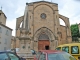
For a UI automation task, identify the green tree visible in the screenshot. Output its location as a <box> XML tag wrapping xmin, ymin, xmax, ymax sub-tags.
<box><xmin>70</xmin><ymin>24</ymin><xmax>79</xmax><ymax>41</ymax></box>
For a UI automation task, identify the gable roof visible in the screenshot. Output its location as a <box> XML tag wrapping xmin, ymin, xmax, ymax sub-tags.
<box><xmin>27</xmin><ymin>1</ymin><xmax>58</xmax><ymax>5</ymax></box>
<box><xmin>0</xmin><ymin>23</ymin><xmax>12</xmax><ymax>31</ymax></box>
<box><xmin>0</xmin><ymin>10</ymin><xmax>7</xmax><ymax>18</ymax></box>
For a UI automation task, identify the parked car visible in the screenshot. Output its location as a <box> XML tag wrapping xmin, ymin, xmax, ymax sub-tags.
<box><xmin>31</xmin><ymin>50</ymin><xmax>76</xmax><ymax>60</ymax></box>
<box><xmin>0</xmin><ymin>51</ymin><xmax>26</xmax><ymax>60</ymax></box>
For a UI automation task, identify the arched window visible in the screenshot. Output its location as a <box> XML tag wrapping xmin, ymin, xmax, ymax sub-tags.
<box><xmin>20</xmin><ymin>21</ymin><xmax>23</xmax><ymax>28</ymax></box>
<box><xmin>59</xmin><ymin>18</ymin><xmax>66</xmax><ymax>26</ymax></box>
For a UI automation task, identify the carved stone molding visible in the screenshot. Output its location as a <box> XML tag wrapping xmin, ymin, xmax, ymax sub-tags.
<box><xmin>18</xmin><ymin>37</ymin><xmax>31</xmax><ymax>40</ymax></box>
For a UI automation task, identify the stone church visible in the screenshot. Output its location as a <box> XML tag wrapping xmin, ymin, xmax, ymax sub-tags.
<box><xmin>15</xmin><ymin>1</ymin><xmax>72</xmax><ymax>52</ymax></box>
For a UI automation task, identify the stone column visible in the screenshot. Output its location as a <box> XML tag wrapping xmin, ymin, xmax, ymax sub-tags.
<box><xmin>30</xmin><ymin>40</ymin><xmax>34</xmax><ymax>49</ymax></box>
<box><xmin>33</xmin><ymin>41</ymin><xmax>38</xmax><ymax>51</ymax></box>
<box><xmin>50</xmin><ymin>40</ymin><xmax>55</xmax><ymax>50</ymax></box>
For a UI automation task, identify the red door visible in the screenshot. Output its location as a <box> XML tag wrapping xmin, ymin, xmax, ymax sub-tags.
<box><xmin>38</xmin><ymin>40</ymin><xmax>50</xmax><ymax>50</ymax></box>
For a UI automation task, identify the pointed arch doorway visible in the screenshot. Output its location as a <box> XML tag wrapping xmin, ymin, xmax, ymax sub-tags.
<box><xmin>38</xmin><ymin>33</ymin><xmax>50</xmax><ymax>50</ymax></box>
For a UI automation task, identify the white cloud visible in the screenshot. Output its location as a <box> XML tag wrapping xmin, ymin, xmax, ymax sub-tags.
<box><xmin>70</xmin><ymin>15</ymin><xmax>80</xmax><ymax>24</ymax></box>
<box><xmin>6</xmin><ymin>18</ymin><xmax>16</xmax><ymax>36</ymax></box>
<box><xmin>15</xmin><ymin>6</ymin><xmax>25</xmax><ymax>16</ymax></box>
<box><xmin>59</xmin><ymin>0</ymin><xmax>80</xmax><ymax>25</ymax></box>
<box><xmin>0</xmin><ymin>0</ymin><xmax>80</xmax><ymax>36</ymax></box>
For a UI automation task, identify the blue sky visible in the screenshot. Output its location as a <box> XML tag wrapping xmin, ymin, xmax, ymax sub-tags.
<box><xmin>0</xmin><ymin>0</ymin><xmax>80</xmax><ymax>36</ymax></box>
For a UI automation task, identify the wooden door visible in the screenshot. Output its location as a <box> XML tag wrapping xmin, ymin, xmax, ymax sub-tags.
<box><xmin>38</xmin><ymin>40</ymin><xmax>50</xmax><ymax>50</ymax></box>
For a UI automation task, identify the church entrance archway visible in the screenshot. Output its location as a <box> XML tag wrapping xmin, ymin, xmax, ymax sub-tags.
<box><xmin>38</xmin><ymin>33</ymin><xmax>50</xmax><ymax>50</ymax></box>
<box><xmin>38</xmin><ymin>40</ymin><xmax>50</xmax><ymax>50</ymax></box>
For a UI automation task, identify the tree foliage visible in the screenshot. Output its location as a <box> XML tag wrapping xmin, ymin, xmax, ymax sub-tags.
<box><xmin>70</xmin><ymin>24</ymin><xmax>79</xmax><ymax>41</ymax></box>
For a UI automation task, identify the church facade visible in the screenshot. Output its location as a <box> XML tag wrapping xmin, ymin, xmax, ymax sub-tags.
<box><xmin>15</xmin><ymin>1</ymin><xmax>72</xmax><ymax>52</ymax></box>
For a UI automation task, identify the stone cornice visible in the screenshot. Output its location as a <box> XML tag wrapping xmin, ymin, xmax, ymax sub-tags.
<box><xmin>17</xmin><ymin>36</ymin><xmax>31</xmax><ymax>40</ymax></box>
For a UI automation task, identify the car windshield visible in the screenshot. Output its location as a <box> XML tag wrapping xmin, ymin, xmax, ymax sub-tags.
<box><xmin>8</xmin><ymin>53</ymin><xmax>19</xmax><ymax>60</ymax></box>
<box><xmin>48</xmin><ymin>52</ymin><xmax>76</xmax><ymax>60</ymax></box>
<box><xmin>0</xmin><ymin>53</ymin><xmax>8</xmax><ymax>60</ymax></box>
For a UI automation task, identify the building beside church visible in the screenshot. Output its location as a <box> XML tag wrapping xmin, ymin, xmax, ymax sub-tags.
<box><xmin>78</xmin><ymin>23</ymin><xmax>80</xmax><ymax>42</ymax></box>
<box><xmin>15</xmin><ymin>1</ymin><xmax>72</xmax><ymax>53</ymax></box>
<box><xmin>0</xmin><ymin>10</ymin><xmax>12</xmax><ymax>51</ymax></box>
<box><xmin>78</xmin><ymin>23</ymin><xmax>80</xmax><ymax>33</ymax></box>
